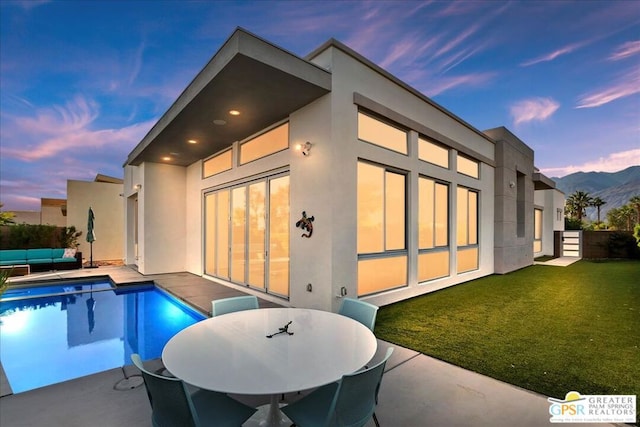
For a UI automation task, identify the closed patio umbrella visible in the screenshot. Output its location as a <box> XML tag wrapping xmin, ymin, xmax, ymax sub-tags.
<box><xmin>86</xmin><ymin>207</ymin><xmax>98</xmax><ymax>268</ymax></box>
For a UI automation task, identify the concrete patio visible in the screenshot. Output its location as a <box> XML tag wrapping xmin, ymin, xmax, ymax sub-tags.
<box><xmin>0</xmin><ymin>266</ymin><xmax>620</xmax><ymax>426</ymax></box>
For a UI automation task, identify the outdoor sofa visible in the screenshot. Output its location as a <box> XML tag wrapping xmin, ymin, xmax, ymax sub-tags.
<box><xmin>0</xmin><ymin>248</ymin><xmax>82</xmax><ymax>273</ymax></box>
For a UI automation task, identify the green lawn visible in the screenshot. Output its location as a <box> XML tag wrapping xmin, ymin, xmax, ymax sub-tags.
<box><xmin>375</xmin><ymin>260</ymin><xmax>640</xmax><ymax>400</ymax></box>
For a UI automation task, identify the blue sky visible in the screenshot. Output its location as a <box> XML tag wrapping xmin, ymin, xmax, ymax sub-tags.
<box><xmin>1</xmin><ymin>0</ymin><xmax>639</xmax><ymax>211</ymax></box>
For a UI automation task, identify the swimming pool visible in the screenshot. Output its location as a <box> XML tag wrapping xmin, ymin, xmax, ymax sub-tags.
<box><xmin>0</xmin><ymin>279</ymin><xmax>206</xmax><ymax>393</ymax></box>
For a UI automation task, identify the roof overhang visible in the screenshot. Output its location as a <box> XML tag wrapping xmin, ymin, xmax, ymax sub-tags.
<box><xmin>125</xmin><ymin>28</ymin><xmax>332</xmax><ymax>167</ymax></box>
<box><xmin>533</xmin><ymin>172</ymin><xmax>556</xmax><ymax>190</ymax></box>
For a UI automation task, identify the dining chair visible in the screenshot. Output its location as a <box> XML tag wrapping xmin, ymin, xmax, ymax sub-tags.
<box><xmin>211</xmin><ymin>295</ymin><xmax>259</xmax><ymax>317</ymax></box>
<box><xmin>131</xmin><ymin>354</ymin><xmax>256</xmax><ymax>427</ymax></box>
<box><xmin>338</xmin><ymin>298</ymin><xmax>379</xmax><ymax>332</ymax></box>
<box><xmin>281</xmin><ymin>347</ymin><xmax>394</xmax><ymax>427</ymax></box>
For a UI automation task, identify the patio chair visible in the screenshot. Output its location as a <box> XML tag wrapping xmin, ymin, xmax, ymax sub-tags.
<box><xmin>338</xmin><ymin>298</ymin><xmax>379</xmax><ymax>331</ymax></box>
<box><xmin>211</xmin><ymin>295</ymin><xmax>259</xmax><ymax>317</ymax></box>
<box><xmin>281</xmin><ymin>347</ymin><xmax>394</xmax><ymax>427</ymax></box>
<box><xmin>131</xmin><ymin>354</ymin><xmax>256</xmax><ymax>427</ymax></box>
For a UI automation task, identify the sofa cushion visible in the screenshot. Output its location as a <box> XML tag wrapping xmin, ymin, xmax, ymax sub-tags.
<box><xmin>0</xmin><ymin>249</ymin><xmax>27</xmax><ymax>262</ymax></box>
<box><xmin>52</xmin><ymin>248</ymin><xmax>65</xmax><ymax>258</ymax></box>
<box><xmin>1</xmin><ymin>259</ymin><xmax>27</xmax><ymax>266</ymax></box>
<box><xmin>27</xmin><ymin>258</ymin><xmax>51</xmax><ymax>264</ymax></box>
<box><xmin>26</xmin><ymin>248</ymin><xmax>53</xmax><ymax>260</ymax></box>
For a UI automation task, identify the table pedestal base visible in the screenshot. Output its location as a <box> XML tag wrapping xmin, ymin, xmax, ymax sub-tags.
<box><xmin>244</xmin><ymin>394</ymin><xmax>291</xmax><ymax>427</ymax></box>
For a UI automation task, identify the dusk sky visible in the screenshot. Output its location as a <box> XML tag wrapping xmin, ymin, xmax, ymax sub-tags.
<box><xmin>1</xmin><ymin>0</ymin><xmax>639</xmax><ymax>212</ymax></box>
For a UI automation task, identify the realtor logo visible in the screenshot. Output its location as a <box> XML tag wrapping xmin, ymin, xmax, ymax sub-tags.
<box><xmin>549</xmin><ymin>391</ymin><xmax>636</xmax><ymax>423</ymax></box>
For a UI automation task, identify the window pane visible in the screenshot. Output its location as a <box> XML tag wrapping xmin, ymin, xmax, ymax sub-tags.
<box><xmin>357</xmin><ymin>162</ymin><xmax>384</xmax><ymax>253</ymax></box>
<box><xmin>231</xmin><ymin>187</ymin><xmax>246</xmax><ymax>283</ymax></box>
<box><xmin>216</xmin><ymin>190</ymin><xmax>229</xmax><ymax>278</ymax></box>
<box><xmin>419</xmin><ymin>178</ymin><xmax>435</xmax><ymax>249</ymax></box>
<box><xmin>419</xmin><ymin>138</ymin><xmax>449</xmax><ymax>168</ymax></box>
<box><xmin>358</xmin><ymin>112</ymin><xmax>407</xmax><ymax>154</ymax></box>
<box><xmin>203</xmin><ymin>149</ymin><xmax>232</xmax><ymax>178</ymax></box>
<box><xmin>468</xmin><ymin>191</ymin><xmax>477</xmax><ymax>245</ymax></box>
<box><xmin>358</xmin><ymin>255</ymin><xmax>407</xmax><ymax>295</ymax></box>
<box><xmin>435</xmin><ymin>183</ymin><xmax>449</xmax><ymax>246</ymax></box>
<box><xmin>533</xmin><ymin>240</ymin><xmax>542</xmax><ymax>253</ymax></box>
<box><xmin>248</xmin><ymin>182</ymin><xmax>265</xmax><ymax>288</ymax></box>
<box><xmin>457</xmin><ymin>154</ymin><xmax>479</xmax><ymax>178</ymax></box>
<box><xmin>418</xmin><ymin>251</ymin><xmax>450</xmax><ymax>282</ymax></box>
<box><xmin>534</xmin><ymin>209</ymin><xmax>543</xmax><ymax>239</ymax></box>
<box><xmin>240</xmin><ymin>123</ymin><xmax>289</xmax><ymax>165</ymax></box>
<box><xmin>457</xmin><ymin>247</ymin><xmax>478</xmax><ymax>273</ymax></box>
<box><xmin>385</xmin><ymin>171</ymin><xmax>405</xmax><ymax>250</ymax></box>
<box><xmin>269</xmin><ymin>176</ymin><xmax>290</xmax><ymax>296</ymax></box>
<box><xmin>205</xmin><ymin>193</ymin><xmax>216</xmax><ymax>274</ymax></box>
<box><xmin>457</xmin><ymin>187</ymin><xmax>468</xmax><ymax>246</ymax></box>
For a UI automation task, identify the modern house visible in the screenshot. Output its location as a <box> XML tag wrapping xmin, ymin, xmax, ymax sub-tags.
<box><xmin>123</xmin><ymin>28</ymin><xmax>563</xmax><ymax>311</ymax></box>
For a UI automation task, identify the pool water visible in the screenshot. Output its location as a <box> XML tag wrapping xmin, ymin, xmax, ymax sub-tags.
<box><xmin>0</xmin><ymin>280</ymin><xmax>205</xmax><ymax>393</ymax></box>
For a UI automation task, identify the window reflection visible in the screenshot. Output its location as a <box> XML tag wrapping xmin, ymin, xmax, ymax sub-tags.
<box><xmin>358</xmin><ymin>112</ymin><xmax>408</xmax><ymax>154</ymax></box>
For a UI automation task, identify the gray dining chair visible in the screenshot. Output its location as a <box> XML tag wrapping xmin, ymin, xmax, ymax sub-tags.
<box><xmin>131</xmin><ymin>354</ymin><xmax>256</xmax><ymax>427</ymax></box>
<box><xmin>211</xmin><ymin>295</ymin><xmax>259</xmax><ymax>317</ymax></box>
<box><xmin>282</xmin><ymin>347</ymin><xmax>394</xmax><ymax>427</ymax></box>
<box><xmin>338</xmin><ymin>297</ymin><xmax>379</xmax><ymax>331</ymax></box>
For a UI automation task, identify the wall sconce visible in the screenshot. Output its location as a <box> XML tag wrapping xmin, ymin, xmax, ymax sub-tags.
<box><xmin>134</xmin><ymin>184</ymin><xmax>142</xmax><ymax>190</ymax></box>
<box><xmin>295</xmin><ymin>141</ymin><xmax>312</xmax><ymax>156</ymax></box>
<box><xmin>509</xmin><ymin>181</ymin><xmax>515</xmax><ymax>188</ymax></box>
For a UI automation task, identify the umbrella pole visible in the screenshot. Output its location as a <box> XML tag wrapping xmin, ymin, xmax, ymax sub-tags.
<box><xmin>86</xmin><ymin>241</ymin><xmax>98</xmax><ymax>268</ymax></box>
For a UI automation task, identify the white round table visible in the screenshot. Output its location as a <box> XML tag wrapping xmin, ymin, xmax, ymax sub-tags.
<box><xmin>162</xmin><ymin>307</ymin><xmax>377</xmax><ymax>427</ymax></box>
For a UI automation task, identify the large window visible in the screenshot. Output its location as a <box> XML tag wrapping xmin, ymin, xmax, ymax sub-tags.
<box><xmin>239</xmin><ymin>123</ymin><xmax>289</xmax><ymax>165</ymax></box>
<box><xmin>457</xmin><ymin>186</ymin><xmax>478</xmax><ymax>273</ymax></box>
<box><xmin>358</xmin><ymin>111</ymin><xmax>408</xmax><ymax>155</ymax></box>
<box><xmin>205</xmin><ymin>174</ymin><xmax>290</xmax><ymax>297</ymax></box>
<box><xmin>534</xmin><ymin>208</ymin><xmax>543</xmax><ymax>253</ymax></box>
<box><xmin>418</xmin><ymin>177</ymin><xmax>449</xmax><ymax>282</ymax></box>
<box><xmin>357</xmin><ymin>161</ymin><xmax>406</xmax><ymax>295</ymax></box>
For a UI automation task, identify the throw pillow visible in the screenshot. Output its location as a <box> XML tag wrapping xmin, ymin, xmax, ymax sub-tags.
<box><xmin>63</xmin><ymin>248</ymin><xmax>77</xmax><ymax>258</ymax></box>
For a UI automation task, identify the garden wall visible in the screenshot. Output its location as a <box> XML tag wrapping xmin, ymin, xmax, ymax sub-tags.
<box><xmin>582</xmin><ymin>231</ymin><xmax>639</xmax><ymax>259</ymax></box>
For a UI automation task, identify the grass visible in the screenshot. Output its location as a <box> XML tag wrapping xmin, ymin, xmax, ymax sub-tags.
<box><xmin>375</xmin><ymin>260</ymin><xmax>640</xmax><ymax>400</ymax></box>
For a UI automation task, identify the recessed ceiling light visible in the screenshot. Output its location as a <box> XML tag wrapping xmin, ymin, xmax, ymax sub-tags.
<box><xmin>187</xmin><ymin>139</ymin><xmax>197</xmax><ymax>144</ymax></box>
<box><xmin>229</xmin><ymin>110</ymin><xmax>240</xmax><ymax>116</ymax></box>
<box><xmin>162</xmin><ymin>156</ymin><xmax>171</xmax><ymax>161</ymax></box>
<box><xmin>213</xmin><ymin>119</ymin><xmax>227</xmax><ymax>126</ymax></box>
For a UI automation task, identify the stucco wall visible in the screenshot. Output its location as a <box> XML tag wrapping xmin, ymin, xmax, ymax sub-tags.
<box><xmin>136</xmin><ymin>163</ymin><xmax>187</xmax><ymax>275</ymax></box>
<box><xmin>67</xmin><ymin>180</ymin><xmax>124</xmax><ymax>261</ymax></box>
<box><xmin>488</xmin><ymin>128</ymin><xmax>535</xmax><ymax>273</ymax></box>
<box><xmin>312</xmin><ymin>46</ymin><xmax>496</xmax><ymax>309</ymax></box>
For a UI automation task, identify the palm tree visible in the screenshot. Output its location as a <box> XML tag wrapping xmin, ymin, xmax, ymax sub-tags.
<box><xmin>619</xmin><ymin>205</ymin><xmax>635</xmax><ymax>231</ymax></box>
<box><xmin>590</xmin><ymin>196</ymin><xmax>606</xmax><ymax>224</ymax></box>
<box><xmin>629</xmin><ymin>195</ymin><xmax>640</xmax><ymax>226</ymax></box>
<box><xmin>566</xmin><ymin>191</ymin><xmax>592</xmax><ymax>221</ymax></box>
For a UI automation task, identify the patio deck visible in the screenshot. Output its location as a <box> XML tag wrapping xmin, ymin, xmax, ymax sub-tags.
<box><xmin>0</xmin><ymin>266</ymin><xmax>615</xmax><ymax>426</ymax></box>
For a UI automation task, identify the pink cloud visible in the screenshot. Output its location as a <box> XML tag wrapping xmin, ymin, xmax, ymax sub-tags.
<box><xmin>520</xmin><ymin>42</ymin><xmax>585</xmax><ymax>66</ymax></box>
<box><xmin>425</xmin><ymin>72</ymin><xmax>495</xmax><ymax>97</ymax></box>
<box><xmin>609</xmin><ymin>40</ymin><xmax>640</xmax><ymax>61</ymax></box>
<box><xmin>576</xmin><ymin>69</ymin><xmax>640</xmax><ymax>108</ymax></box>
<box><xmin>1</xmin><ymin>96</ymin><xmax>154</xmax><ymax>161</ymax></box>
<box><xmin>510</xmin><ymin>97</ymin><xmax>560</xmax><ymax>125</ymax></box>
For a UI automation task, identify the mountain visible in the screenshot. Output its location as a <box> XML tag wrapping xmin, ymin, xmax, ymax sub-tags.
<box><xmin>551</xmin><ymin>166</ymin><xmax>640</xmax><ymax>222</ymax></box>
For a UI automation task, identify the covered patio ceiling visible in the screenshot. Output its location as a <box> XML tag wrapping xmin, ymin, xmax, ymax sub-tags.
<box><xmin>126</xmin><ymin>28</ymin><xmax>332</xmax><ymax>167</ymax></box>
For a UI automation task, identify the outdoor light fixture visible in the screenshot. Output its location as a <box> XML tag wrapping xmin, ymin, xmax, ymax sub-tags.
<box><xmin>134</xmin><ymin>184</ymin><xmax>142</xmax><ymax>190</ymax></box>
<box><xmin>295</xmin><ymin>141</ymin><xmax>312</xmax><ymax>156</ymax></box>
<box><xmin>509</xmin><ymin>181</ymin><xmax>516</xmax><ymax>188</ymax></box>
